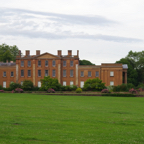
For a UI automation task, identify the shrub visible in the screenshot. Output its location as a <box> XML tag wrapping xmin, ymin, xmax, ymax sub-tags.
<box><xmin>9</xmin><ymin>82</ymin><xmax>21</xmax><ymax>90</ymax></box>
<box><xmin>47</xmin><ymin>88</ymin><xmax>55</xmax><ymax>93</ymax></box>
<box><xmin>22</xmin><ymin>80</ymin><xmax>33</xmax><ymax>91</ymax></box>
<box><xmin>32</xmin><ymin>86</ymin><xmax>39</xmax><ymax>91</ymax></box>
<box><xmin>129</xmin><ymin>88</ymin><xmax>137</xmax><ymax>94</ymax></box>
<box><xmin>106</xmin><ymin>86</ymin><xmax>113</xmax><ymax>92</ymax></box>
<box><xmin>0</xmin><ymin>85</ymin><xmax>3</xmax><ymax>90</ymax></box>
<box><xmin>101</xmin><ymin>89</ymin><xmax>109</xmax><ymax>93</ymax></box>
<box><xmin>102</xmin><ymin>93</ymin><xmax>135</xmax><ymax>97</ymax></box>
<box><xmin>15</xmin><ymin>88</ymin><xmax>23</xmax><ymax>93</ymax></box>
<box><xmin>0</xmin><ymin>90</ymin><xmax>4</xmax><ymax>93</ymax></box>
<box><xmin>11</xmin><ymin>90</ymin><xmax>15</xmax><ymax>93</ymax></box>
<box><xmin>76</xmin><ymin>88</ymin><xmax>82</xmax><ymax>93</ymax></box>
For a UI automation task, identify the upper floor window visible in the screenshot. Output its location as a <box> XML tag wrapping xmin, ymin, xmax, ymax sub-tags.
<box><xmin>21</xmin><ymin>61</ymin><xmax>24</xmax><ymax>67</ymax></box>
<box><xmin>52</xmin><ymin>60</ymin><xmax>55</xmax><ymax>67</ymax></box>
<box><xmin>88</xmin><ymin>71</ymin><xmax>91</xmax><ymax>77</ymax></box>
<box><xmin>81</xmin><ymin>71</ymin><xmax>84</xmax><ymax>77</ymax></box>
<box><xmin>11</xmin><ymin>71</ymin><xmax>14</xmax><ymax>77</ymax></box>
<box><xmin>95</xmin><ymin>71</ymin><xmax>99</xmax><ymax>77</ymax></box>
<box><xmin>63</xmin><ymin>70</ymin><xmax>66</xmax><ymax>77</ymax></box>
<box><xmin>3</xmin><ymin>71</ymin><xmax>6</xmax><ymax>77</ymax></box>
<box><xmin>45</xmin><ymin>70</ymin><xmax>48</xmax><ymax>76</ymax></box>
<box><xmin>38</xmin><ymin>70</ymin><xmax>41</xmax><ymax>77</ymax></box>
<box><xmin>110</xmin><ymin>71</ymin><xmax>114</xmax><ymax>77</ymax></box>
<box><xmin>21</xmin><ymin>70</ymin><xmax>24</xmax><ymax>77</ymax></box>
<box><xmin>70</xmin><ymin>61</ymin><xmax>73</xmax><ymax>67</ymax></box>
<box><xmin>45</xmin><ymin>60</ymin><xmax>48</xmax><ymax>67</ymax></box>
<box><xmin>63</xmin><ymin>61</ymin><xmax>66</xmax><ymax>67</ymax></box>
<box><xmin>38</xmin><ymin>60</ymin><xmax>41</xmax><ymax>67</ymax></box>
<box><xmin>28</xmin><ymin>61</ymin><xmax>31</xmax><ymax>67</ymax></box>
<box><xmin>28</xmin><ymin>70</ymin><xmax>31</xmax><ymax>77</ymax></box>
<box><xmin>70</xmin><ymin>70</ymin><xmax>73</xmax><ymax>77</ymax></box>
<box><xmin>52</xmin><ymin>70</ymin><xmax>56</xmax><ymax>77</ymax></box>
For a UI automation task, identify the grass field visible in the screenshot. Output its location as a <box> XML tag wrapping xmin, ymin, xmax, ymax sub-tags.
<box><xmin>0</xmin><ymin>94</ymin><xmax>144</xmax><ymax>144</ymax></box>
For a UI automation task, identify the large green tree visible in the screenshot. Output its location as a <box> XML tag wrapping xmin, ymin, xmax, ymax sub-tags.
<box><xmin>0</xmin><ymin>43</ymin><xmax>19</xmax><ymax>62</ymax></box>
<box><xmin>79</xmin><ymin>60</ymin><xmax>95</xmax><ymax>65</ymax></box>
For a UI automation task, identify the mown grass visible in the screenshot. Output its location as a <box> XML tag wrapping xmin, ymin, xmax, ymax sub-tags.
<box><xmin>0</xmin><ymin>94</ymin><xmax>144</xmax><ymax>144</ymax></box>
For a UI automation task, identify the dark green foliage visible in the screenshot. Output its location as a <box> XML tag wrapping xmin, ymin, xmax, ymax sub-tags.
<box><xmin>84</xmin><ymin>78</ymin><xmax>106</xmax><ymax>91</ymax></box>
<box><xmin>59</xmin><ymin>85</ymin><xmax>77</xmax><ymax>91</ymax></box>
<box><xmin>22</xmin><ymin>80</ymin><xmax>33</xmax><ymax>91</ymax></box>
<box><xmin>76</xmin><ymin>88</ymin><xmax>82</xmax><ymax>93</ymax></box>
<box><xmin>137</xmin><ymin>83</ymin><xmax>144</xmax><ymax>89</ymax></box>
<box><xmin>102</xmin><ymin>93</ymin><xmax>135</xmax><ymax>97</ymax></box>
<box><xmin>9</xmin><ymin>82</ymin><xmax>21</xmax><ymax>90</ymax></box>
<box><xmin>32</xmin><ymin>86</ymin><xmax>39</xmax><ymax>91</ymax></box>
<box><xmin>79</xmin><ymin>59</ymin><xmax>95</xmax><ymax>65</ymax></box>
<box><xmin>40</xmin><ymin>76</ymin><xmax>61</xmax><ymax>91</ymax></box>
<box><xmin>0</xmin><ymin>85</ymin><xmax>3</xmax><ymax>90</ymax></box>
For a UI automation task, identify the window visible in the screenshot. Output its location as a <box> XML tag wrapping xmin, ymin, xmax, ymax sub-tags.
<box><xmin>63</xmin><ymin>61</ymin><xmax>66</xmax><ymax>67</ymax></box>
<box><xmin>52</xmin><ymin>70</ymin><xmax>56</xmax><ymax>77</ymax></box>
<box><xmin>3</xmin><ymin>71</ymin><xmax>6</xmax><ymax>77</ymax></box>
<box><xmin>110</xmin><ymin>71</ymin><xmax>114</xmax><ymax>77</ymax></box>
<box><xmin>38</xmin><ymin>60</ymin><xmax>41</xmax><ymax>67</ymax></box>
<box><xmin>88</xmin><ymin>71</ymin><xmax>91</xmax><ymax>77</ymax></box>
<box><xmin>63</xmin><ymin>70</ymin><xmax>66</xmax><ymax>77</ymax></box>
<box><xmin>70</xmin><ymin>81</ymin><xmax>73</xmax><ymax>86</ymax></box>
<box><xmin>21</xmin><ymin>61</ymin><xmax>24</xmax><ymax>67</ymax></box>
<box><xmin>70</xmin><ymin>61</ymin><xmax>73</xmax><ymax>67</ymax></box>
<box><xmin>52</xmin><ymin>60</ymin><xmax>55</xmax><ymax>67</ymax></box>
<box><xmin>63</xmin><ymin>81</ymin><xmax>66</xmax><ymax>86</ymax></box>
<box><xmin>80</xmin><ymin>81</ymin><xmax>84</xmax><ymax>88</ymax></box>
<box><xmin>81</xmin><ymin>71</ymin><xmax>84</xmax><ymax>77</ymax></box>
<box><xmin>95</xmin><ymin>71</ymin><xmax>99</xmax><ymax>77</ymax></box>
<box><xmin>21</xmin><ymin>70</ymin><xmax>24</xmax><ymax>77</ymax></box>
<box><xmin>45</xmin><ymin>60</ymin><xmax>48</xmax><ymax>67</ymax></box>
<box><xmin>28</xmin><ymin>61</ymin><xmax>31</xmax><ymax>67</ymax></box>
<box><xmin>70</xmin><ymin>70</ymin><xmax>73</xmax><ymax>77</ymax></box>
<box><xmin>38</xmin><ymin>81</ymin><xmax>41</xmax><ymax>87</ymax></box>
<box><xmin>38</xmin><ymin>70</ymin><xmax>41</xmax><ymax>77</ymax></box>
<box><xmin>21</xmin><ymin>81</ymin><xmax>23</xmax><ymax>85</ymax></box>
<box><xmin>11</xmin><ymin>71</ymin><xmax>14</xmax><ymax>77</ymax></box>
<box><xmin>45</xmin><ymin>70</ymin><xmax>48</xmax><ymax>76</ymax></box>
<box><xmin>110</xmin><ymin>81</ymin><xmax>114</xmax><ymax>86</ymax></box>
<box><xmin>28</xmin><ymin>70</ymin><xmax>31</xmax><ymax>77</ymax></box>
<box><xmin>3</xmin><ymin>81</ymin><xmax>6</xmax><ymax>88</ymax></box>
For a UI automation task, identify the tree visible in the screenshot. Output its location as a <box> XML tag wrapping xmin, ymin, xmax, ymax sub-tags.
<box><xmin>0</xmin><ymin>43</ymin><xmax>19</xmax><ymax>62</ymax></box>
<box><xmin>22</xmin><ymin>80</ymin><xmax>33</xmax><ymax>91</ymax></box>
<box><xmin>79</xmin><ymin>60</ymin><xmax>95</xmax><ymax>65</ymax></box>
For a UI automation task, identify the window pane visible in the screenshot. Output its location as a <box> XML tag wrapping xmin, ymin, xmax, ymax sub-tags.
<box><xmin>28</xmin><ymin>70</ymin><xmax>31</xmax><ymax>77</ymax></box>
<box><xmin>81</xmin><ymin>71</ymin><xmax>84</xmax><ymax>77</ymax></box>
<box><xmin>70</xmin><ymin>61</ymin><xmax>73</xmax><ymax>67</ymax></box>
<box><xmin>3</xmin><ymin>71</ymin><xmax>6</xmax><ymax>77</ymax></box>
<box><xmin>80</xmin><ymin>81</ymin><xmax>84</xmax><ymax>88</ymax></box>
<box><xmin>45</xmin><ymin>60</ymin><xmax>48</xmax><ymax>66</ymax></box>
<box><xmin>63</xmin><ymin>70</ymin><xmax>66</xmax><ymax>77</ymax></box>
<box><xmin>38</xmin><ymin>81</ymin><xmax>41</xmax><ymax>87</ymax></box>
<box><xmin>45</xmin><ymin>70</ymin><xmax>48</xmax><ymax>76</ymax></box>
<box><xmin>63</xmin><ymin>61</ymin><xmax>66</xmax><ymax>67</ymax></box>
<box><xmin>52</xmin><ymin>60</ymin><xmax>55</xmax><ymax>67</ymax></box>
<box><xmin>88</xmin><ymin>71</ymin><xmax>91</xmax><ymax>77</ymax></box>
<box><xmin>28</xmin><ymin>61</ymin><xmax>31</xmax><ymax>67</ymax></box>
<box><xmin>110</xmin><ymin>81</ymin><xmax>114</xmax><ymax>86</ymax></box>
<box><xmin>21</xmin><ymin>61</ymin><xmax>24</xmax><ymax>67</ymax></box>
<box><xmin>63</xmin><ymin>81</ymin><xmax>66</xmax><ymax>86</ymax></box>
<box><xmin>70</xmin><ymin>81</ymin><xmax>73</xmax><ymax>86</ymax></box>
<box><xmin>3</xmin><ymin>81</ymin><xmax>6</xmax><ymax>88</ymax></box>
<box><xmin>96</xmin><ymin>71</ymin><xmax>99</xmax><ymax>77</ymax></box>
<box><xmin>21</xmin><ymin>70</ymin><xmax>24</xmax><ymax>77</ymax></box>
<box><xmin>52</xmin><ymin>70</ymin><xmax>56</xmax><ymax>77</ymax></box>
<box><xmin>38</xmin><ymin>60</ymin><xmax>41</xmax><ymax>66</ymax></box>
<box><xmin>11</xmin><ymin>71</ymin><xmax>14</xmax><ymax>77</ymax></box>
<box><xmin>21</xmin><ymin>81</ymin><xmax>23</xmax><ymax>85</ymax></box>
<box><xmin>70</xmin><ymin>70</ymin><xmax>73</xmax><ymax>77</ymax></box>
<box><xmin>110</xmin><ymin>71</ymin><xmax>114</xmax><ymax>76</ymax></box>
<box><xmin>38</xmin><ymin>70</ymin><xmax>41</xmax><ymax>77</ymax></box>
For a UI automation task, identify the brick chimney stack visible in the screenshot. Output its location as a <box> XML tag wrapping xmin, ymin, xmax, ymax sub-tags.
<box><xmin>58</xmin><ymin>50</ymin><xmax>62</xmax><ymax>56</ymax></box>
<box><xmin>68</xmin><ymin>50</ymin><xmax>72</xmax><ymax>56</ymax></box>
<box><xmin>36</xmin><ymin>50</ymin><xmax>40</xmax><ymax>56</ymax></box>
<box><xmin>77</xmin><ymin>50</ymin><xmax>79</xmax><ymax>57</ymax></box>
<box><xmin>19</xmin><ymin>50</ymin><xmax>21</xmax><ymax>57</ymax></box>
<box><xmin>26</xmin><ymin>50</ymin><xmax>30</xmax><ymax>56</ymax></box>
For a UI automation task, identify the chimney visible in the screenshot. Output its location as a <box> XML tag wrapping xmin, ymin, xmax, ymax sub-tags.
<box><xmin>26</xmin><ymin>50</ymin><xmax>30</xmax><ymax>56</ymax></box>
<box><xmin>19</xmin><ymin>50</ymin><xmax>21</xmax><ymax>57</ymax></box>
<box><xmin>77</xmin><ymin>50</ymin><xmax>79</xmax><ymax>57</ymax></box>
<box><xmin>68</xmin><ymin>50</ymin><xmax>72</xmax><ymax>56</ymax></box>
<box><xmin>36</xmin><ymin>50</ymin><xmax>40</xmax><ymax>56</ymax></box>
<box><xmin>58</xmin><ymin>50</ymin><xmax>62</xmax><ymax>56</ymax></box>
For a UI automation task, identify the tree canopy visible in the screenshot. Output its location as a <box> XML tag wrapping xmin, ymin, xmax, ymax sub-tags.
<box><xmin>0</xmin><ymin>43</ymin><xmax>19</xmax><ymax>62</ymax></box>
<box><xmin>79</xmin><ymin>60</ymin><xmax>95</xmax><ymax>65</ymax></box>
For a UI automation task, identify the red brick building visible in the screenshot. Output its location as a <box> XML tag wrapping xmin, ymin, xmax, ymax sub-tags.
<box><xmin>0</xmin><ymin>50</ymin><xmax>128</xmax><ymax>88</ymax></box>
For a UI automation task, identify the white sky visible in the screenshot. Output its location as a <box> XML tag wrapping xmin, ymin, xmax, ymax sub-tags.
<box><xmin>0</xmin><ymin>0</ymin><xmax>144</xmax><ymax>64</ymax></box>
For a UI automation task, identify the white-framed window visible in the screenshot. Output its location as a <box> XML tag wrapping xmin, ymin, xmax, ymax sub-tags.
<box><xmin>63</xmin><ymin>81</ymin><xmax>66</xmax><ymax>86</ymax></box>
<box><xmin>80</xmin><ymin>81</ymin><xmax>84</xmax><ymax>88</ymax></box>
<box><xmin>38</xmin><ymin>60</ymin><xmax>41</xmax><ymax>67</ymax></box>
<box><xmin>52</xmin><ymin>70</ymin><xmax>56</xmax><ymax>77</ymax></box>
<box><xmin>88</xmin><ymin>71</ymin><xmax>91</xmax><ymax>77</ymax></box>
<box><xmin>11</xmin><ymin>71</ymin><xmax>14</xmax><ymax>77</ymax></box>
<box><xmin>110</xmin><ymin>81</ymin><xmax>114</xmax><ymax>86</ymax></box>
<box><xmin>38</xmin><ymin>81</ymin><xmax>41</xmax><ymax>87</ymax></box>
<box><xmin>45</xmin><ymin>70</ymin><xmax>48</xmax><ymax>76</ymax></box>
<box><xmin>70</xmin><ymin>70</ymin><xmax>73</xmax><ymax>77</ymax></box>
<box><xmin>81</xmin><ymin>71</ymin><xmax>84</xmax><ymax>77</ymax></box>
<box><xmin>28</xmin><ymin>70</ymin><xmax>31</xmax><ymax>77</ymax></box>
<box><xmin>63</xmin><ymin>70</ymin><xmax>66</xmax><ymax>77</ymax></box>
<box><xmin>45</xmin><ymin>60</ymin><xmax>48</xmax><ymax>67</ymax></box>
<box><xmin>21</xmin><ymin>61</ymin><xmax>24</xmax><ymax>67</ymax></box>
<box><xmin>70</xmin><ymin>61</ymin><xmax>73</xmax><ymax>67</ymax></box>
<box><xmin>38</xmin><ymin>70</ymin><xmax>41</xmax><ymax>77</ymax></box>
<box><xmin>21</xmin><ymin>70</ymin><xmax>24</xmax><ymax>77</ymax></box>
<box><xmin>95</xmin><ymin>71</ymin><xmax>99</xmax><ymax>77</ymax></box>
<box><xmin>21</xmin><ymin>81</ymin><xmax>23</xmax><ymax>85</ymax></box>
<box><xmin>28</xmin><ymin>61</ymin><xmax>31</xmax><ymax>67</ymax></box>
<box><xmin>70</xmin><ymin>81</ymin><xmax>73</xmax><ymax>86</ymax></box>
<box><xmin>3</xmin><ymin>81</ymin><xmax>6</xmax><ymax>88</ymax></box>
<box><xmin>52</xmin><ymin>60</ymin><xmax>55</xmax><ymax>67</ymax></box>
<box><xmin>110</xmin><ymin>71</ymin><xmax>114</xmax><ymax>77</ymax></box>
<box><xmin>63</xmin><ymin>61</ymin><xmax>66</xmax><ymax>67</ymax></box>
<box><xmin>3</xmin><ymin>71</ymin><xmax>6</xmax><ymax>77</ymax></box>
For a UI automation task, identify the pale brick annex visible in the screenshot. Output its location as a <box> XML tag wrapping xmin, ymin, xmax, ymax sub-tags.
<box><xmin>0</xmin><ymin>50</ymin><xmax>128</xmax><ymax>88</ymax></box>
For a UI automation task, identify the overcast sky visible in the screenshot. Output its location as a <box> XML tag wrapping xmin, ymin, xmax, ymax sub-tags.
<box><xmin>0</xmin><ymin>0</ymin><xmax>144</xmax><ymax>64</ymax></box>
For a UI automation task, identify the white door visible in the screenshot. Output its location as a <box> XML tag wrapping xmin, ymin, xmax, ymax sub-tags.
<box><xmin>80</xmin><ymin>81</ymin><xmax>84</xmax><ymax>88</ymax></box>
<box><xmin>3</xmin><ymin>81</ymin><xmax>6</xmax><ymax>88</ymax></box>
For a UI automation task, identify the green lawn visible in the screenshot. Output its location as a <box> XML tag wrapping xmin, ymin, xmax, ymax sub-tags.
<box><xmin>0</xmin><ymin>94</ymin><xmax>144</xmax><ymax>144</ymax></box>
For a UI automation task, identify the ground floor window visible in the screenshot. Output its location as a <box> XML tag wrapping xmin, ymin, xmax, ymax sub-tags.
<box><xmin>21</xmin><ymin>81</ymin><xmax>23</xmax><ymax>85</ymax></box>
<box><xmin>80</xmin><ymin>81</ymin><xmax>84</xmax><ymax>88</ymax></box>
<box><xmin>3</xmin><ymin>81</ymin><xmax>6</xmax><ymax>88</ymax></box>
<box><xmin>38</xmin><ymin>81</ymin><xmax>41</xmax><ymax>87</ymax></box>
<box><xmin>110</xmin><ymin>81</ymin><xmax>114</xmax><ymax>86</ymax></box>
<box><xmin>70</xmin><ymin>81</ymin><xmax>73</xmax><ymax>86</ymax></box>
<box><xmin>63</xmin><ymin>81</ymin><xmax>66</xmax><ymax>86</ymax></box>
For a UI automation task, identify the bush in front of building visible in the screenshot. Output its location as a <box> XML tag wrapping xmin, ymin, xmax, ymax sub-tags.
<box><xmin>15</xmin><ymin>88</ymin><xmax>23</xmax><ymax>93</ymax></box>
<box><xmin>0</xmin><ymin>90</ymin><xmax>4</xmax><ymax>93</ymax></box>
<box><xmin>129</xmin><ymin>88</ymin><xmax>137</xmax><ymax>94</ymax></box>
<box><xmin>0</xmin><ymin>85</ymin><xmax>3</xmax><ymax>90</ymax></box>
<box><xmin>101</xmin><ymin>89</ymin><xmax>110</xmax><ymax>93</ymax></box>
<box><xmin>22</xmin><ymin>80</ymin><xmax>33</xmax><ymax>91</ymax></box>
<box><xmin>84</xmin><ymin>78</ymin><xmax>106</xmax><ymax>91</ymax></box>
<box><xmin>47</xmin><ymin>88</ymin><xmax>55</xmax><ymax>93</ymax></box>
<box><xmin>60</xmin><ymin>85</ymin><xmax>77</xmax><ymax>91</ymax></box>
<box><xmin>9</xmin><ymin>82</ymin><xmax>21</xmax><ymax>91</ymax></box>
<box><xmin>76</xmin><ymin>88</ymin><xmax>82</xmax><ymax>93</ymax></box>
